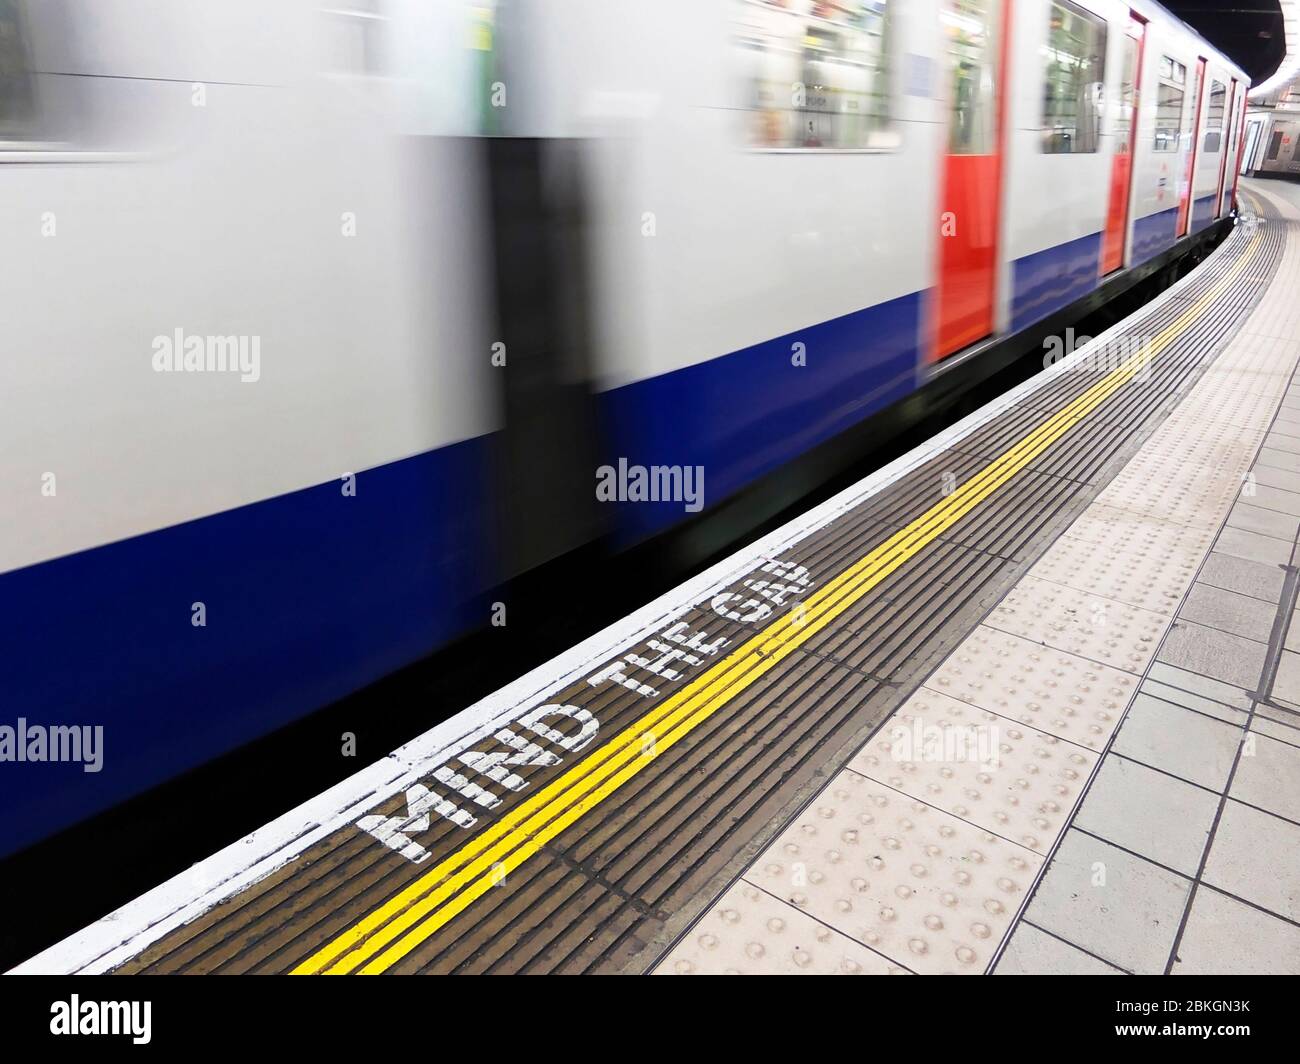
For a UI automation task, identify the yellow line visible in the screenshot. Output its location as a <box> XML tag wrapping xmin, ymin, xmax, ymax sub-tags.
<box><xmin>293</xmin><ymin>226</ymin><xmax>1264</xmax><ymax>975</ymax></box>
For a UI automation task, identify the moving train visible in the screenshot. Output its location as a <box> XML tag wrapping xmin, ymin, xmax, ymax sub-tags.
<box><xmin>1243</xmin><ymin>107</ymin><xmax>1300</xmax><ymax>176</ymax></box>
<box><xmin>0</xmin><ymin>0</ymin><xmax>1249</xmax><ymax>856</ymax></box>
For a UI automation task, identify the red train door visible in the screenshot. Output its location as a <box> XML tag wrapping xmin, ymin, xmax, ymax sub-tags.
<box><xmin>933</xmin><ymin>0</ymin><xmax>1010</xmax><ymax>361</ymax></box>
<box><xmin>1177</xmin><ymin>58</ymin><xmax>1206</xmax><ymax>238</ymax></box>
<box><xmin>1215</xmin><ymin>78</ymin><xmax>1239</xmax><ymax>217</ymax></box>
<box><xmin>1101</xmin><ymin>14</ymin><xmax>1145</xmax><ymax>275</ymax></box>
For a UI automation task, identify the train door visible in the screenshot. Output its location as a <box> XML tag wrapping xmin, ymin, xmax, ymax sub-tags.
<box><xmin>1215</xmin><ymin>78</ymin><xmax>1238</xmax><ymax>217</ymax></box>
<box><xmin>1241</xmin><ymin>114</ymin><xmax>1262</xmax><ymax>176</ymax></box>
<box><xmin>1230</xmin><ymin>98</ymin><xmax>1249</xmax><ymax>208</ymax></box>
<box><xmin>1101</xmin><ymin>13</ymin><xmax>1145</xmax><ymax>275</ymax></box>
<box><xmin>1176</xmin><ymin>57</ymin><xmax>1205</xmax><ymax>239</ymax></box>
<box><xmin>933</xmin><ymin>0</ymin><xmax>1008</xmax><ymax>360</ymax></box>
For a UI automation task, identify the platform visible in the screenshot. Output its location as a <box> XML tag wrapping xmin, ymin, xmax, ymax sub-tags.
<box><xmin>14</xmin><ymin>178</ymin><xmax>1300</xmax><ymax>977</ymax></box>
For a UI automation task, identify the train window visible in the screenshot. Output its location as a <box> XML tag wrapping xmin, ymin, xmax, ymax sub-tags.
<box><xmin>1267</xmin><ymin>129</ymin><xmax>1285</xmax><ymax>161</ymax></box>
<box><xmin>735</xmin><ymin>0</ymin><xmax>895</xmax><ymax>151</ymax></box>
<box><xmin>1113</xmin><ymin>29</ymin><xmax>1139</xmax><ymax>152</ymax></box>
<box><xmin>943</xmin><ymin>0</ymin><xmax>996</xmax><ymax>154</ymax></box>
<box><xmin>1153</xmin><ymin>57</ymin><xmax>1185</xmax><ymax>152</ymax></box>
<box><xmin>0</xmin><ymin>0</ymin><xmax>37</xmax><ymax>141</ymax></box>
<box><xmin>1204</xmin><ymin>79</ymin><xmax>1225</xmax><ymax>152</ymax></box>
<box><xmin>1040</xmin><ymin>0</ymin><xmax>1107</xmax><ymax>154</ymax></box>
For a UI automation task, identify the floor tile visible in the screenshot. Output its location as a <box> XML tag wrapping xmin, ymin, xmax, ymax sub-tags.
<box><xmin>849</xmin><ymin>686</ymin><xmax>1097</xmax><ymax>855</ymax></box>
<box><xmin>1179</xmin><ymin>583</ymin><xmax>1277</xmax><ymax>644</ymax></box>
<box><xmin>1245</xmin><ymin>483</ymin><xmax>1300</xmax><ymax>518</ymax></box>
<box><xmin>993</xmin><ymin>922</ymin><xmax>1124</xmax><ymax>975</ymax></box>
<box><xmin>984</xmin><ymin>576</ymin><xmax>1165</xmax><ymax>675</ymax></box>
<box><xmin>1230</xmin><ymin>731</ymin><xmax>1300</xmax><ymax>822</ymax></box>
<box><xmin>1284</xmin><ymin>610</ymin><xmax>1300</xmax><ymax>653</ymax></box>
<box><xmin>1250</xmin><ymin>714</ymin><xmax>1300</xmax><ymax>747</ymax></box>
<box><xmin>1157</xmin><ymin>620</ymin><xmax>1266</xmax><ymax>692</ymax></box>
<box><xmin>1203</xmin><ymin>800</ymin><xmax>1300</xmax><ymax>922</ymax></box>
<box><xmin>1074</xmin><ymin>756</ymin><xmax>1219</xmax><ymax>876</ymax></box>
<box><xmin>1025</xmin><ymin>830</ymin><xmax>1191</xmax><ymax>974</ymax></box>
<box><xmin>1252</xmin><ymin>463</ymin><xmax>1300</xmax><ymax>496</ymax></box>
<box><xmin>1172</xmin><ymin>886</ymin><xmax>1300</xmax><ymax>974</ymax></box>
<box><xmin>1211</xmin><ymin>526</ymin><xmax>1293</xmax><ymax>567</ymax></box>
<box><xmin>1195</xmin><ymin>552</ymin><xmax>1285</xmax><ymax>604</ymax></box>
<box><xmin>1265</xmin><ymin>431</ymin><xmax>1300</xmax><ymax>456</ymax></box>
<box><xmin>1272</xmin><ymin>650</ymin><xmax>1300</xmax><ymax>706</ymax></box>
<box><xmin>746</xmin><ymin>770</ymin><xmax>1043</xmax><ymax>974</ymax></box>
<box><xmin>1145</xmin><ymin>661</ymin><xmax>1254</xmax><ymax>711</ymax></box>
<box><xmin>926</xmin><ymin>626</ymin><xmax>1134</xmax><ymax>752</ymax></box>
<box><xmin>1112</xmin><ymin>694</ymin><xmax>1242</xmax><ymax>792</ymax></box>
<box><xmin>1029</xmin><ymin>526</ymin><xmax>1198</xmax><ymax>615</ymax></box>
<box><xmin>1226</xmin><ymin>501</ymin><xmax>1300</xmax><ymax>541</ymax></box>
<box><xmin>1256</xmin><ymin>447</ymin><xmax>1300</xmax><ymax>473</ymax></box>
<box><xmin>654</xmin><ymin>881</ymin><xmax>907</xmax><ymax>975</ymax></box>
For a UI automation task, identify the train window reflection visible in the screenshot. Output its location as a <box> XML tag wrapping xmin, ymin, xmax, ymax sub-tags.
<box><xmin>0</xmin><ymin>0</ymin><xmax>37</xmax><ymax>141</ymax></box>
<box><xmin>1113</xmin><ymin>30</ymin><xmax>1139</xmax><ymax>153</ymax></box>
<box><xmin>1040</xmin><ymin>0</ymin><xmax>1106</xmax><ymax>154</ymax></box>
<box><xmin>943</xmin><ymin>0</ymin><xmax>995</xmax><ymax>155</ymax></box>
<box><xmin>1204</xmin><ymin>79</ymin><xmax>1225</xmax><ymax>153</ymax></box>
<box><xmin>735</xmin><ymin>0</ymin><xmax>895</xmax><ymax>151</ymax></box>
<box><xmin>1153</xmin><ymin>57</ymin><xmax>1186</xmax><ymax>152</ymax></box>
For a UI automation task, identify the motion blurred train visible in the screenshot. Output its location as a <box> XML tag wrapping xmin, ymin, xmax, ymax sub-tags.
<box><xmin>1243</xmin><ymin>107</ymin><xmax>1300</xmax><ymax>176</ymax></box>
<box><xmin>0</xmin><ymin>0</ymin><xmax>1249</xmax><ymax>855</ymax></box>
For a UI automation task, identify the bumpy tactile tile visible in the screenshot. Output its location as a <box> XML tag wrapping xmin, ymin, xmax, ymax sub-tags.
<box><xmin>849</xmin><ymin>686</ymin><xmax>1097</xmax><ymax>855</ymax></box>
<box><xmin>744</xmin><ymin>771</ymin><xmax>1043</xmax><ymax>975</ymax></box>
<box><xmin>925</xmin><ymin>626</ymin><xmax>1134</xmax><ymax>751</ymax></box>
<box><xmin>654</xmin><ymin>880</ymin><xmax>907</xmax><ymax>976</ymax></box>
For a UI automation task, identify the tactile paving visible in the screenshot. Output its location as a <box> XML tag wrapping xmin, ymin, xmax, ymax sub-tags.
<box><xmin>737</xmin><ymin>771</ymin><xmax>1043</xmax><ymax>975</ymax></box>
<box><xmin>1026</xmin><ymin>526</ymin><xmax>1201</xmax><ymax>615</ymax></box>
<box><xmin>655</xmin><ymin>881</ymin><xmax>908</xmax><ymax>976</ymax></box>
<box><xmin>1063</xmin><ymin>500</ymin><xmax>1219</xmax><ymax>553</ymax></box>
<box><xmin>925</xmin><ymin>626</ymin><xmax>1134</xmax><ymax>751</ymax></box>
<box><xmin>1092</xmin><ymin>421</ymin><xmax>1264</xmax><ymax>530</ymax></box>
<box><xmin>985</xmin><ymin>574</ymin><xmax>1166</xmax><ymax>674</ymax></box>
<box><xmin>849</xmin><ymin>686</ymin><xmax>1098</xmax><ymax>854</ymax></box>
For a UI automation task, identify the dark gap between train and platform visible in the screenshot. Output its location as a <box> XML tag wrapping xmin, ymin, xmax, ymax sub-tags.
<box><xmin>0</xmin><ymin>210</ymin><xmax>1240</xmax><ymax>973</ymax></box>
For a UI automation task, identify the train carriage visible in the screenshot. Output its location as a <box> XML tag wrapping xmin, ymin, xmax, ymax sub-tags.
<box><xmin>0</xmin><ymin>0</ymin><xmax>1249</xmax><ymax>857</ymax></box>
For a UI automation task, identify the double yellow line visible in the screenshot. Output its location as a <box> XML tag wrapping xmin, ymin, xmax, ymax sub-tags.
<box><xmin>294</xmin><ymin>225</ymin><xmax>1263</xmax><ymax>975</ymax></box>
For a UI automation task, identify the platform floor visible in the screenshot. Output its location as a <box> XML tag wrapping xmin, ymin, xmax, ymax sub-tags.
<box><xmin>15</xmin><ymin>179</ymin><xmax>1300</xmax><ymax>976</ymax></box>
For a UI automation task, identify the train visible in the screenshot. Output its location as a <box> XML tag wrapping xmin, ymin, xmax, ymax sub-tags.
<box><xmin>1243</xmin><ymin>106</ymin><xmax>1300</xmax><ymax>176</ymax></box>
<box><xmin>0</xmin><ymin>0</ymin><xmax>1249</xmax><ymax>857</ymax></box>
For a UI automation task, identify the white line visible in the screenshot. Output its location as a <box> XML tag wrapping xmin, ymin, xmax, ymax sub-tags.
<box><xmin>9</xmin><ymin>217</ymin><xmax>1250</xmax><ymax>975</ymax></box>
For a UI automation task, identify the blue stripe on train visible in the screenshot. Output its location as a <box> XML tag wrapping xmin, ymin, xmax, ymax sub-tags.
<box><xmin>1010</xmin><ymin>230</ymin><xmax>1103</xmax><ymax>333</ymax></box>
<box><xmin>598</xmin><ymin>289</ymin><xmax>923</xmax><ymax>541</ymax></box>
<box><xmin>0</xmin><ymin>437</ymin><xmax>492</xmax><ymax>858</ymax></box>
<box><xmin>1132</xmin><ymin>206</ymin><xmax>1180</xmax><ymax>266</ymax></box>
<box><xmin>1190</xmin><ymin>192</ymin><xmax>1219</xmax><ymax>234</ymax></box>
